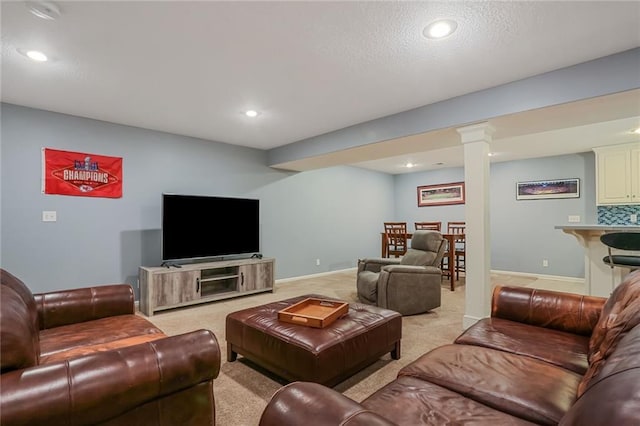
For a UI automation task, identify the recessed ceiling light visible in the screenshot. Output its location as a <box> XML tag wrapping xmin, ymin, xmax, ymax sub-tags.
<box><xmin>27</xmin><ymin>51</ymin><xmax>48</xmax><ymax>61</ymax></box>
<box><xmin>26</xmin><ymin>1</ymin><xmax>60</xmax><ymax>20</ymax></box>
<box><xmin>17</xmin><ymin>49</ymin><xmax>48</xmax><ymax>62</ymax></box>
<box><xmin>405</xmin><ymin>162</ymin><xmax>415</xmax><ymax>168</ymax></box>
<box><xmin>488</xmin><ymin>152</ymin><xmax>495</xmax><ymax>157</ymax></box>
<box><xmin>433</xmin><ymin>162</ymin><xmax>445</xmax><ymax>166</ymax></box>
<box><xmin>633</xmin><ymin>127</ymin><xmax>640</xmax><ymax>134</ymax></box>
<box><xmin>423</xmin><ymin>19</ymin><xmax>458</xmax><ymax>39</ymax></box>
<box><xmin>245</xmin><ymin>110</ymin><xmax>258</xmax><ymax>118</ymax></box>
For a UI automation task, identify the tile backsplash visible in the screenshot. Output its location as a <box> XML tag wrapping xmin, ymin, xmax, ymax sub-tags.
<box><xmin>598</xmin><ymin>205</ymin><xmax>640</xmax><ymax>225</ymax></box>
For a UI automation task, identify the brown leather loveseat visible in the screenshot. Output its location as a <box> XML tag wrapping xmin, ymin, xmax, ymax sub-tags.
<box><xmin>260</xmin><ymin>270</ymin><xmax>640</xmax><ymax>425</ymax></box>
<box><xmin>0</xmin><ymin>268</ymin><xmax>221</xmax><ymax>425</ymax></box>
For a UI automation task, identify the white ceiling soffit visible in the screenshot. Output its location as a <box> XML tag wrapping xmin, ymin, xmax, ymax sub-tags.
<box><xmin>275</xmin><ymin>90</ymin><xmax>640</xmax><ymax>173</ymax></box>
<box><xmin>2</xmin><ymin>0</ymin><xmax>640</xmax><ymax>153</ymax></box>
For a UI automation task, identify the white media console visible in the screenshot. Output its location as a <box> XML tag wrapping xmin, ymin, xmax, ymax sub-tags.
<box><xmin>139</xmin><ymin>257</ymin><xmax>275</xmax><ymax>316</ymax></box>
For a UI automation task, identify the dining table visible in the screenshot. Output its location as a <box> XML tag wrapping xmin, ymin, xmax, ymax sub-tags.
<box><xmin>380</xmin><ymin>232</ymin><xmax>463</xmax><ymax>291</ymax></box>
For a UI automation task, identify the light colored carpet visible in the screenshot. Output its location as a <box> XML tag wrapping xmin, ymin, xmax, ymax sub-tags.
<box><xmin>143</xmin><ymin>270</ymin><xmax>583</xmax><ymax>426</ymax></box>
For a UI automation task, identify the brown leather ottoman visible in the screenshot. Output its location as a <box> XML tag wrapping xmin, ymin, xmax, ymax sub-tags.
<box><xmin>226</xmin><ymin>294</ymin><xmax>402</xmax><ymax>387</ymax></box>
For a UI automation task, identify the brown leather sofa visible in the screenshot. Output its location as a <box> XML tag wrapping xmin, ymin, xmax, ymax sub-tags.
<box><xmin>259</xmin><ymin>270</ymin><xmax>640</xmax><ymax>425</ymax></box>
<box><xmin>0</xmin><ymin>268</ymin><xmax>221</xmax><ymax>426</ymax></box>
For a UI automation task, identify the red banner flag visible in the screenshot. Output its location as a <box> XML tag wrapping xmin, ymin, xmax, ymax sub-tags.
<box><xmin>42</xmin><ymin>148</ymin><xmax>123</xmax><ymax>198</ymax></box>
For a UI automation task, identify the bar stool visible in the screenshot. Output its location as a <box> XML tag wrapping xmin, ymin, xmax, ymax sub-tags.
<box><xmin>601</xmin><ymin>232</ymin><xmax>640</xmax><ymax>290</ymax></box>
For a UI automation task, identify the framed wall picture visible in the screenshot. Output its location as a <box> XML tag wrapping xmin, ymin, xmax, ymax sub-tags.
<box><xmin>516</xmin><ymin>178</ymin><xmax>580</xmax><ymax>200</ymax></box>
<box><xmin>417</xmin><ymin>182</ymin><xmax>465</xmax><ymax>207</ymax></box>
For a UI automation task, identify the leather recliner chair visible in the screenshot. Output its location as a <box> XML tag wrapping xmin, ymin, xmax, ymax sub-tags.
<box><xmin>357</xmin><ymin>230</ymin><xmax>446</xmax><ymax>315</ymax></box>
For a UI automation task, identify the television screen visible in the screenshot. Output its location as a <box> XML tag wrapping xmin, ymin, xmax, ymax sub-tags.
<box><xmin>162</xmin><ymin>194</ymin><xmax>259</xmax><ymax>262</ymax></box>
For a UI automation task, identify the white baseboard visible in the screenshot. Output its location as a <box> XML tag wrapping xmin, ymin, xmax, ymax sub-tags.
<box><xmin>276</xmin><ymin>267</ymin><xmax>357</xmax><ymax>284</ymax></box>
<box><xmin>490</xmin><ymin>269</ymin><xmax>585</xmax><ymax>283</ymax></box>
<box><xmin>275</xmin><ymin>268</ymin><xmax>583</xmax><ymax>284</ymax></box>
<box><xmin>463</xmin><ymin>314</ymin><xmax>483</xmax><ymax>330</ymax></box>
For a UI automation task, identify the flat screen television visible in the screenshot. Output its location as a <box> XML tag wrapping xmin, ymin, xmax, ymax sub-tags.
<box><xmin>162</xmin><ymin>194</ymin><xmax>260</xmax><ymax>262</ymax></box>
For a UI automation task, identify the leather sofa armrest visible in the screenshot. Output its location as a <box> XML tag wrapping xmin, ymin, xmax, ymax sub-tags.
<box><xmin>34</xmin><ymin>284</ymin><xmax>135</xmax><ymax>329</ymax></box>
<box><xmin>491</xmin><ymin>285</ymin><xmax>606</xmax><ymax>336</ymax></box>
<box><xmin>0</xmin><ymin>329</ymin><xmax>220</xmax><ymax>426</ymax></box>
<box><xmin>259</xmin><ymin>382</ymin><xmax>395</xmax><ymax>426</ymax></box>
<box><xmin>358</xmin><ymin>257</ymin><xmax>401</xmax><ymax>274</ymax></box>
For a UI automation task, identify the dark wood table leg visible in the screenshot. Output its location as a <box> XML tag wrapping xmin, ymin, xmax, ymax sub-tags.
<box><xmin>449</xmin><ymin>245</ymin><xmax>455</xmax><ymax>291</ymax></box>
<box><xmin>444</xmin><ymin>234</ymin><xmax>455</xmax><ymax>291</ymax></box>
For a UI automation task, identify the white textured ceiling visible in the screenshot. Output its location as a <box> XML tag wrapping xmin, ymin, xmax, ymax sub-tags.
<box><xmin>2</xmin><ymin>1</ymin><xmax>640</xmax><ymax>171</ymax></box>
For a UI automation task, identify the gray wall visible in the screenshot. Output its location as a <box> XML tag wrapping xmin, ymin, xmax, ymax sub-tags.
<box><xmin>395</xmin><ymin>154</ymin><xmax>596</xmax><ymax>278</ymax></box>
<box><xmin>490</xmin><ymin>154</ymin><xmax>595</xmax><ymax>277</ymax></box>
<box><xmin>1</xmin><ymin>103</ymin><xmax>598</xmax><ymax>297</ymax></box>
<box><xmin>394</xmin><ymin>168</ymin><xmax>466</xmax><ymax>226</ymax></box>
<box><xmin>257</xmin><ymin>166</ymin><xmax>393</xmax><ymax>277</ymax></box>
<box><xmin>1</xmin><ymin>104</ymin><xmax>393</xmax><ymax>295</ymax></box>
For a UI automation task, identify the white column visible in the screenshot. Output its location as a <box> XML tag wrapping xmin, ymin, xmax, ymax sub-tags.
<box><xmin>457</xmin><ymin>123</ymin><xmax>494</xmax><ymax>329</ymax></box>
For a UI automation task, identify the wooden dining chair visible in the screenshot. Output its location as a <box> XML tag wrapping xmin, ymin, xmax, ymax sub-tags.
<box><xmin>415</xmin><ymin>221</ymin><xmax>442</xmax><ymax>231</ymax></box>
<box><xmin>447</xmin><ymin>221</ymin><xmax>466</xmax><ymax>280</ymax></box>
<box><xmin>384</xmin><ymin>222</ymin><xmax>408</xmax><ymax>258</ymax></box>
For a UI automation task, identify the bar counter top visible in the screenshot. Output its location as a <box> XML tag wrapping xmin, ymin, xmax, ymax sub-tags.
<box><xmin>556</xmin><ymin>225</ymin><xmax>639</xmax><ymax>296</ymax></box>
<box><xmin>555</xmin><ymin>224</ymin><xmax>640</xmax><ymax>231</ymax></box>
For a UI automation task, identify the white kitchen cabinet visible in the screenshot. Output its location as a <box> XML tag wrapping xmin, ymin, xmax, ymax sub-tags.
<box><xmin>593</xmin><ymin>143</ymin><xmax>640</xmax><ymax>205</ymax></box>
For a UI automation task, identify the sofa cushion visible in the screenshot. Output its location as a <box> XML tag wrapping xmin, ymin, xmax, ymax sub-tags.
<box><xmin>39</xmin><ymin>314</ymin><xmax>165</xmax><ymax>364</ymax></box>
<box><xmin>588</xmin><ymin>322</ymin><xmax>640</xmax><ymax>379</ymax></box>
<box><xmin>455</xmin><ymin>317</ymin><xmax>590</xmax><ymax>374</ymax></box>
<box><xmin>490</xmin><ymin>285</ymin><xmax>603</xmax><ymax>336</ymax></box>
<box><xmin>589</xmin><ymin>270</ymin><xmax>640</xmax><ymax>360</ymax></box>
<box><xmin>579</xmin><ymin>270</ymin><xmax>640</xmax><ymax>396</ymax></box>
<box><xmin>0</xmin><ymin>286</ymin><xmax>40</xmax><ymax>372</ymax></box>
<box><xmin>362</xmin><ymin>375</ymin><xmax>537</xmax><ymax>426</ymax></box>
<box><xmin>560</xmin><ymin>366</ymin><xmax>640</xmax><ymax>426</ymax></box>
<box><xmin>398</xmin><ymin>344</ymin><xmax>582</xmax><ymax>425</ymax></box>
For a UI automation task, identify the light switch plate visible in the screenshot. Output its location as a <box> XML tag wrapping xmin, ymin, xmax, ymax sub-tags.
<box><xmin>42</xmin><ymin>211</ymin><xmax>57</xmax><ymax>222</ymax></box>
<box><xmin>631</xmin><ymin>214</ymin><xmax>638</xmax><ymax>223</ymax></box>
<box><xmin>568</xmin><ymin>215</ymin><xmax>581</xmax><ymax>223</ymax></box>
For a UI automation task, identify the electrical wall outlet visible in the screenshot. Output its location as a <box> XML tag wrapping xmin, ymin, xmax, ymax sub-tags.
<box><xmin>542</xmin><ymin>259</ymin><xmax>549</xmax><ymax>267</ymax></box>
<box><xmin>631</xmin><ymin>214</ymin><xmax>638</xmax><ymax>223</ymax></box>
<box><xmin>568</xmin><ymin>215</ymin><xmax>581</xmax><ymax>223</ymax></box>
<box><xmin>42</xmin><ymin>211</ymin><xmax>57</xmax><ymax>222</ymax></box>
<box><xmin>316</xmin><ymin>258</ymin><xmax>320</xmax><ymax>266</ymax></box>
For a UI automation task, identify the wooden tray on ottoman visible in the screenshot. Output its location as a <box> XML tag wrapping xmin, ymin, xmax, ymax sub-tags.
<box><xmin>278</xmin><ymin>298</ymin><xmax>349</xmax><ymax>328</ymax></box>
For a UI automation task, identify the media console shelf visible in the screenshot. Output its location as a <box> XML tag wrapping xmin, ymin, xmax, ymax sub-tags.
<box><xmin>139</xmin><ymin>257</ymin><xmax>275</xmax><ymax>316</ymax></box>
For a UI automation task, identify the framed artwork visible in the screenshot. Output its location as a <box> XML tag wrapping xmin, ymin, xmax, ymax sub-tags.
<box><xmin>516</xmin><ymin>178</ymin><xmax>580</xmax><ymax>200</ymax></box>
<box><xmin>417</xmin><ymin>181</ymin><xmax>465</xmax><ymax>207</ymax></box>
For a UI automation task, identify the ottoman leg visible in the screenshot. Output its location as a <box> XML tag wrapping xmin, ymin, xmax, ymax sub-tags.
<box><xmin>391</xmin><ymin>341</ymin><xmax>401</xmax><ymax>360</ymax></box>
<box><xmin>227</xmin><ymin>343</ymin><xmax>238</xmax><ymax>362</ymax></box>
